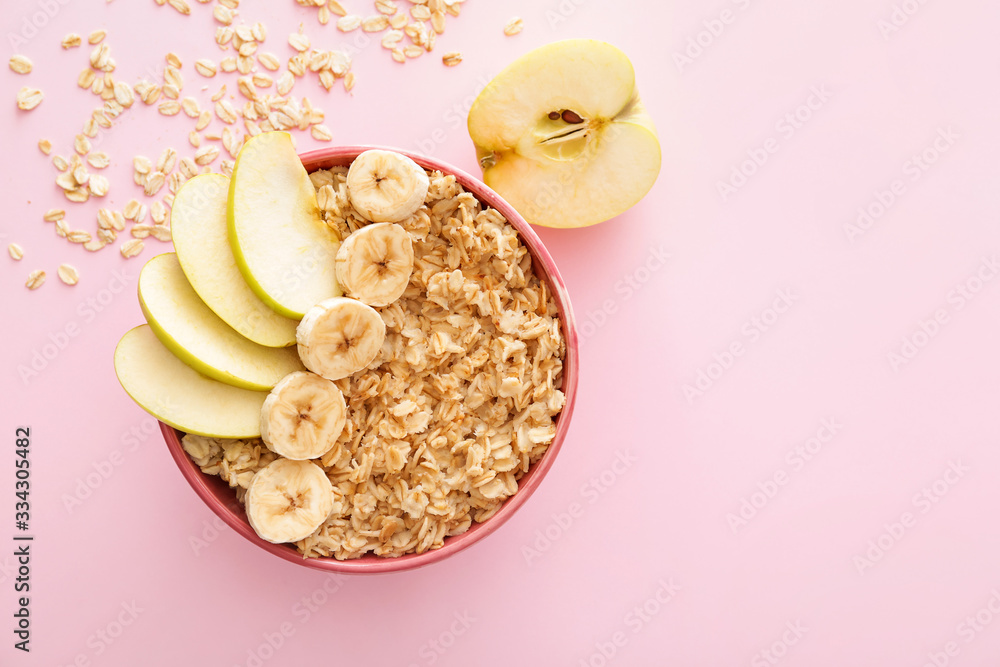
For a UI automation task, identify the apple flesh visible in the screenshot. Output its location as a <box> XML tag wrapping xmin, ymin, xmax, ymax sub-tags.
<box><xmin>228</xmin><ymin>131</ymin><xmax>342</xmax><ymax>319</ymax></box>
<box><xmin>467</xmin><ymin>39</ymin><xmax>661</xmax><ymax>229</ymax></box>
<box><xmin>138</xmin><ymin>253</ymin><xmax>304</xmax><ymax>391</ymax></box>
<box><xmin>114</xmin><ymin>325</ymin><xmax>268</xmax><ymax>438</ymax></box>
<box><xmin>171</xmin><ymin>173</ymin><xmax>299</xmax><ymax>348</ymax></box>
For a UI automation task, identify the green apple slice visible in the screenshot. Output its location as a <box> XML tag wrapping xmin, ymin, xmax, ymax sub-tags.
<box><xmin>114</xmin><ymin>325</ymin><xmax>268</xmax><ymax>438</ymax></box>
<box><xmin>467</xmin><ymin>39</ymin><xmax>661</xmax><ymax>229</ymax></box>
<box><xmin>228</xmin><ymin>131</ymin><xmax>342</xmax><ymax>319</ymax></box>
<box><xmin>138</xmin><ymin>253</ymin><xmax>304</xmax><ymax>391</ymax></box>
<box><xmin>172</xmin><ymin>173</ymin><xmax>299</xmax><ymax>347</ymax></box>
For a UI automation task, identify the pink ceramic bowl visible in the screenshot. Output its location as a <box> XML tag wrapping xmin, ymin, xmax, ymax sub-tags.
<box><xmin>161</xmin><ymin>145</ymin><xmax>579</xmax><ymax>574</ymax></box>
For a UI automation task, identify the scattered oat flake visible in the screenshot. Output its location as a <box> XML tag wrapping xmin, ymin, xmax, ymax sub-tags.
<box><xmin>74</xmin><ymin>134</ymin><xmax>91</xmax><ymax>155</ymax></box>
<box><xmin>195</xmin><ymin>59</ymin><xmax>217</xmax><ymax>77</ymax></box>
<box><xmin>62</xmin><ymin>34</ymin><xmax>82</xmax><ymax>48</ymax></box>
<box><xmin>25</xmin><ymin>270</ymin><xmax>45</xmax><ymax>290</ymax></box>
<box><xmin>311</xmin><ymin>124</ymin><xmax>332</xmax><ymax>141</ymax></box>
<box><xmin>17</xmin><ymin>87</ymin><xmax>43</xmax><ymax>110</ymax></box>
<box><xmin>362</xmin><ymin>15</ymin><xmax>390</xmax><ymax>31</ymax></box>
<box><xmin>87</xmin><ymin>152</ymin><xmax>110</xmax><ymax>169</ymax></box>
<box><xmin>504</xmin><ymin>17</ymin><xmax>523</xmax><ymax>36</ymax></box>
<box><xmin>114</xmin><ymin>81</ymin><xmax>135</xmax><ymax>107</ymax></box>
<box><xmin>67</xmin><ymin>230</ymin><xmax>91</xmax><ymax>244</ymax></box>
<box><xmin>121</xmin><ymin>239</ymin><xmax>144</xmax><ymax>258</ymax></box>
<box><xmin>164</xmin><ymin>66</ymin><xmax>183</xmax><ymax>90</ymax></box>
<box><xmin>144</xmin><ymin>172</ymin><xmax>166</xmax><ymax>196</ymax></box>
<box><xmin>88</xmin><ymin>29</ymin><xmax>107</xmax><ymax>44</ymax></box>
<box><xmin>337</xmin><ymin>15</ymin><xmax>361</xmax><ymax>31</ymax></box>
<box><xmin>390</xmin><ymin>12</ymin><xmax>407</xmax><ymax>29</ymax></box>
<box><xmin>159</xmin><ymin>100</ymin><xmax>181</xmax><ymax>116</ymax></box>
<box><xmin>329</xmin><ymin>0</ymin><xmax>347</xmax><ymax>16</ymax></box>
<box><xmin>288</xmin><ymin>32</ymin><xmax>310</xmax><ymax>52</ymax></box>
<box><xmin>78</xmin><ymin>69</ymin><xmax>96</xmax><ymax>89</ymax></box>
<box><xmin>182</xmin><ymin>97</ymin><xmax>200</xmax><ymax>117</ymax></box>
<box><xmin>8</xmin><ymin>243</ymin><xmax>24</xmax><ymax>260</ymax></box>
<box><xmin>9</xmin><ymin>55</ymin><xmax>32</xmax><ymax>74</ymax></box>
<box><xmin>89</xmin><ymin>174</ymin><xmax>110</xmax><ymax>196</ymax></box>
<box><xmin>213</xmin><ymin>4</ymin><xmax>234</xmax><ymax>24</ymax></box>
<box><xmin>43</xmin><ymin>209</ymin><xmax>65</xmax><ymax>222</ymax></box>
<box><xmin>38</xmin><ymin>139</ymin><xmax>52</xmax><ymax>155</ymax></box>
<box><xmin>195</xmin><ymin>145</ymin><xmax>220</xmax><ymax>165</ymax></box>
<box><xmin>442</xmin><ymin>51</ymin><xmax>462</xmax><ymax>66</ymax></box>
<box><xmin>277</xmin><ymin>71</ymin><xmax>294</xmax><ymax>95</ymax></box>
<box><xmin>58</xmin><ymin>264</ymin><xmax>80</xmax><ymax>285</ymax></box>
<box><xmin>215</xmin><ymin>99</ymin><xmax>237</xmax><ymax>123</ymax></box>
<box><xmin>167</xmin><ymin>0</ymin><xmax>191</xmax><ymax>14</ymax></box>
<box><xmin>157</xmin><ymin>148</ymin><xmax>177</xmax><ymax>173</ymax></box>
<box><xmin>150</xmin><ymin>225</ymin><xmax>172</xmax><ymax>242</ymax></box>
<box><xmin>258</xmin><ymin>53</ymin><xmax>280</xmax><ymax>71</ymax></box>
<box><xmin>431</xmin><ymin>11</ymin><xmax>445</xmax><ymax>34</ymax></box>
<box><xmin>124</xmin><ymin>199</ymin><xmax>141</xmax><ymax>219</ymax></box>
<box><xmin>65</xmin><ymin>188</ymin><xmax>90</xmax><ymax>203</ymax></box>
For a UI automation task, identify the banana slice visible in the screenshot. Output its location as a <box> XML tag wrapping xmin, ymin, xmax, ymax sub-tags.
<box><xmin>335</xmin><ymin>222</ymin><xmax>414</xmax><ymax>307</ymax></box>
<box><xmin>346</xmin><ymin>149</ymin><xmax>429</xmax><ymax>222</ymax></box>
<box><xmin>246</xmin><ymin>458</ymin><xmax>335</xmax><ymax>544</ymax></box>
<box><xmin>296</xmin><ymin>297</ymin><xmax>386</xmax><ymax>380</ymax></box>
<box><xmin>260</xmin><ymin>371</ymin><xmax>347</xmax><ymax>460</ymax></box>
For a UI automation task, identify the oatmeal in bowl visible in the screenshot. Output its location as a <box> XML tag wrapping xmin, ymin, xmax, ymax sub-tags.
<box><xmin>160</xmin><ymin>145</ymin><xmax>578</xmax><ymax>573</ymax></box>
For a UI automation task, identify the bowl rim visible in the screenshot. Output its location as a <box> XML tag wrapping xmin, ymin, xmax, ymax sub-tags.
<box><xmin>161</xmin><ymin>144</ymin><xmax>579</xmax><ymax>574</ymax></box>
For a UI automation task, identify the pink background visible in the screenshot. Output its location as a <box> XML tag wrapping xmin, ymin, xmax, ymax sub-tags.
<box><xmin>3</xmin><ymin>0</ymin><xmax>1000</xmax><ymax>665</ymax></box>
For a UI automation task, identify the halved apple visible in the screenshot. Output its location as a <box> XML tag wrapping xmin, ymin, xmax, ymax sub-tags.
<box><xmin>138</xmin><ymin>253</ymin><xmax>304</xmax><ymax>391</ymax></box>
<box><xmin>228</xmin><ymin>131</ymin><xmax>342</xmax><ymax>319</ymax></box>
<box><xmin>114</xmin><ymin>325</ymin><xmax>268</xmax><ymax>438</ymax></box>
<box><xmin>467</xmin><ymin>39</ymin><xmax>661</xmax><ymax>229</ymax></box>
<box><xmin>172</xmin><ymin>173</ymin><xmax>299</xmax><ymax>347</ymax></box>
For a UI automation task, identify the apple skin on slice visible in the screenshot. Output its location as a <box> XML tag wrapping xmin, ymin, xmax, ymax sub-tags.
<box><xmin>228</xmin><ymin>131</ymin><xmax>342</xmax><ymax>319</ymax></box>
<box><xmin>114</xmin><ymin>325</ymin><xmax>268</xmax><ymax>438</ymax></box>
<box><xmin>172</xmin><ymin>173</ymin><xmax>299</xmax><ymax>348</ymax></box>
<box><xmin>138</xmin><ymin>253</ymin><xmax>305</xmax><ymax>391</ymax></box>
<box><xmin>467</xmin><ymin>39</ymin><xmax>662</xmax><ymax>229</ymax></box>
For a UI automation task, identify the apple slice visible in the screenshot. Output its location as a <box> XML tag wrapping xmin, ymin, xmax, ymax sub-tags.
<box><xmin>228</xmin><ymin>131</ymin><xmax>342</xmax><ymax>319</ymax></box>
<box><xmin>138</xmin><ymin>253</ymin><xmax>304</xmax><ymax>391</ymax></box>
<box><xmin>172</xmin><ymin>173</ymin><xmax>299</xmax><ymax>347</ymax></box>
<box><xmin>114</xmin><ymin>325</ymin><xmax>268</xmax><ymax>438</ymax></box>
<box><xmin>467</xmin><ymin>39</ymin><xmax>661</xmax><ymax>229</ymax></box>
